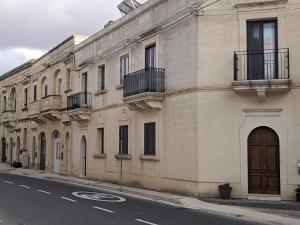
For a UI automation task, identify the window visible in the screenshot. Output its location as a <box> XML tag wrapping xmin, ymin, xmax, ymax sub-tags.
<box><xmin>33</xmin><ymin>85</ymin><xmax>37</xmax><ymax>101</ymax></box>
<box><xmin>144</xmin><ymin>122</ymin><xmax>156</xmax><ymax>155</ymax></box>
<box><xmin>58</xmin><ymin>79</ymin><xmax>62</xmax><ymax>95</ymax></box>
<box><xmin>44</xmin><ymin>85</ymin><xmax>48</xmax><ymax>97</ymax></box>
<box><xmin>97</xmin><ymin>128</ymin><xmax>104</xmax><ymax>154</ymax></box>
<box><xmin>120</xmin><ymin>55</ymin><xmax>129</xmax><ymax>84</ymax></box>
<box><xmin>98</xmin><ymin>65</ymin><xmax>105</xmax><ymax>91</ymax></box>
<box><xmin>66</xmin><ymin>70</ymin><xmax>71</xmax><ymax>90</ymax></box>
<box><xmin>3</xmin><ymin>96</ymin><xmax>6</xmax><ymax>111</ymax></box>
<box><xmin>119</xmin><ymin>125</ymin><xmax>128</xmax><ymax>155</ymax></box>
<box><xmin>81</xmin><ymin>72</ymin><xmax>88</xmax><ymax>93</ymax></box>
<box><xmin>24</xmin><ymin>88</ymin><xmax>28</xmax><ymax>108</ymax></box>
<box><xmin>145</xmin><ymin>44</ymin><xmax>156</xmax><ymax>68</ymax></box>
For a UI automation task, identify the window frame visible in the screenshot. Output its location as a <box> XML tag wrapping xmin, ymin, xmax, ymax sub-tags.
<box><xmin>145</xmin><ymin>43</ymin><xmax>156</xmax><ymax>69</ymax></box>
<box><xmin>33</xmin><ymin>85</ymin><xmax>37</xmax><ymax>101</ymax></box>
<box><xmin>3</xmin><ymin>96</ymin><xmax>6</xmax><ymax>111</ymax></box>
<box><xmin>97</xmin><ymin>128</ymin><xmax>105</xmax><ymax>155</ymax></box>
<box><xmin>120</xmin><ymin>54</ymin><xmax>129</xmax><ymax>85</ymax></box>
<box><xmin>144</xmin><ymin>122</ymin><xmax>156</xmax><ymax>156</ymax></box>
<box><xmin>44</xmin><ymin>85</ymin><xmax>48</xmax><ymax>98</ymax></box>
<box><xmin>66</xmin><ymin>69</ymin><xmax>71</xmax><ymax>91</ymax></box>
<box><xmin>119</xmin><ymin>125</ymin><xmax>128</xmax><ymax>155</ymax></box>
<box><xmin>24</xmin><ymin>88</ymin><xmax>28</xmax><ymax>108</ymax></box>
<box><xmin>58</xmin><ymin>78</ymin><xmax>62</xmax><ymax>95</ymax></box>
<box><xmin>98</xmin><ymin>65</ymin><xmax>106</xmax><ymax>91</ymax></box>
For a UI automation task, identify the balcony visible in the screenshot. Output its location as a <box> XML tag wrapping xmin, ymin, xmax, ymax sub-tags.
<box><xmin>67</xmin><ymin>92</ymin><xmax>92</xmax><ymax>121</ymax></box>
<box><xmin>28</xmin><ymin>101</ymin><xmax>45</xmax><ymax>123</ymax></box>
<box><xmin>232</xmin><ymin>48</ymin><xmax>291</xmax><ymax>100</ymax></box>
<box><xmin>123</xmin><ymin>68</ymin><xmax>165</xmax><ymax>111</ymax></box>
<box><xmin>2</xmin><ymin>111</ymin><xmax>16</xmax><ymax>128</ymax></box>
<box><xmin>2</xmin><ymin>100</ymin><xmax>16</xmax><ymax>128</ymax></box>
<box><xmin>40</xmin><ymin>95</ymin><xmax>62</xmax><ymax>121</ymax></box>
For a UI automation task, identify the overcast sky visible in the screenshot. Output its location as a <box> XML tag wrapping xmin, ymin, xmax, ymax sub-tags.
<box><xmin>0</xmin><ymin>0</ymin><xmax>147</xmax><ymax>75</ymax></box>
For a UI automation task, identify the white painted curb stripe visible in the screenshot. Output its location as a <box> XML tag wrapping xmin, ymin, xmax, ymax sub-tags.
<box><xmin>20</xmin><ymin>185</ymin><xmax>30</xmax><ymax>189</ymax></box>
<box><xmin>37</xmin><ymin>190</ymin><xmax>51</xmax><ymax>194</ymax></box>
<box><xmin>61</xmin><ymin>197</ymin><xmax>77</xmax><ymax>202</ymax></box>
<box><xmin>92</xmin><ymin>206</ymin><xmax>114</xmax><ymax>213</ymax></box>
<box><xmin>135</xmin><ymin>219</ymin><xmax>158</xmax><ymax>225</ymax></box>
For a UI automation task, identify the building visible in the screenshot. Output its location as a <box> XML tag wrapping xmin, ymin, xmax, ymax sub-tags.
<box><xmin>0</xmin><ymin>0</ymin><xmax>299</xmax><ymax>200</ymax></box>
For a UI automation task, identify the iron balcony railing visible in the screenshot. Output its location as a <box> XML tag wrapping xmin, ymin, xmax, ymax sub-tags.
<box><xmin>234</xmin><ymin>48</ymin><xmax>289</xmax><ymax>81</ymax></box>
<box><xmin>123</xmin><ymin>67</ymin><xmax>165</xmax><ymax>98</ymax></box>
<box><xmin>67</xmin><ymin>92</ymin><xmax>92</xmax><ymax>111</ymax></box>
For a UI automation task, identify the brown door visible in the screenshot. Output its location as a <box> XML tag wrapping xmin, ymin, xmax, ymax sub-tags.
<box><xmin>40</xmin><ymin>133</ymin><xmax>46</xmax><ymax>171</ymax></box>
<box><xmin>248</xmin><ymin>127</ymin><xmax>280</xmax><ymax>195</ymax></box>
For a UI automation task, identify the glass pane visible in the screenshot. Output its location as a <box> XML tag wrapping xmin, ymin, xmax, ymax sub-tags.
<box><xmin>264</xmin><ymin>23</ymin><xmax>276</xmax><ymax>79</ymax></box>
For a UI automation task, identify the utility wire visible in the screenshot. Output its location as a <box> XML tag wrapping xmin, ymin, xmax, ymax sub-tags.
<box><xmin>201</xmin><ymin>0</ymin><xmax>222</xmax><ymax>9</ymax></box>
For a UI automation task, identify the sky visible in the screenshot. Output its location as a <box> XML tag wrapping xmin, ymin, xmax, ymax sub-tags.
<box><xmin>0</xmin><ymin>0</ymin><xmax>147</xmax><ymax>75</ymax></box>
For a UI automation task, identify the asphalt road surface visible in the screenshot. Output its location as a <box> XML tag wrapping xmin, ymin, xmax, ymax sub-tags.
<box><xmin>0</xmin><ymin>172</ymin><xmax>265</xmax><ymax>225</ymax></box>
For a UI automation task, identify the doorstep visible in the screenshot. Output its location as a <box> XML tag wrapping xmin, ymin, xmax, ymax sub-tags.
<box><xmin>248</xmin><ymin>194</ymin><xmax>281</xmax><ymax>201</ymax></box>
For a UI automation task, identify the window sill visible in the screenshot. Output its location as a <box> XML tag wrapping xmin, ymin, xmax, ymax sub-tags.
<box><xmin>21</xmin><ymin>107</ymin><xmax>28</xmax><ymax>112</ymax></box>
<box><xmin>114</xmin><ymin>154</ymin><xmax>131</xmax><ymax>160</ymax></box>
<box><xmin>116</xmin><ymin>84</ymin><xmax>124</xmax><ymax>90</ymax></box>
<box><xmin>93</xmin><ymin>153</ymin><xmax>107</xmax><ymax>159</ymax></box>
<box><xmin>139</xmin><ymin>155</ymin><xmax>160</xmax><ymax>161</ymax></box>
<box><xmin>94</xmin><ymin>90</ymin><xmax>107</xmax><ymax>96</ymax></box>
<box><xmin>64</xmin><ymin>88</ymin><xmax>72</xmax><ymax>94</ymax></box>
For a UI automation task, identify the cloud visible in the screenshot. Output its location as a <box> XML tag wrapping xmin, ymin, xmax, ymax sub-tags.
<box><xmin>13</xmin><ymin>48</ymin><xmax>44</xmax><ymax>61</ymax></box>
<box><xmin>0</xmin><ymin>49</ymin><xmax>27</xmax><ymax>74</ymax></box>
<box><xmin>0</xmin><ymin>0</ymin><xmax>147</xmax><ymax>74</ymax></box>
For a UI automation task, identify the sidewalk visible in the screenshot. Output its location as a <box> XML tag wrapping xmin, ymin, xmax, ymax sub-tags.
<box><xmin>0</xmin><ymin>163</ymin><xmax>299</xmax><ymax>225</ymax></box>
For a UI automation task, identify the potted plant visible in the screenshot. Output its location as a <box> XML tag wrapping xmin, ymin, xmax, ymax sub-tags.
<box><xmin>218</xmin><ymin>183</ymin><xmax>232</xmax><ymax>199</ymax></box>
<box><xmin>295</xmin><ymin>185</ymin><xmax>300</xmax><ymax>201</ymax></box>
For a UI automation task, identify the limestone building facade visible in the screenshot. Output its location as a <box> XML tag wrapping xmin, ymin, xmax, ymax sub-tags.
<box><xmin>0</xmin><ymin>0</ymin><xmax>299</xmax><ymax>200</ymax></box>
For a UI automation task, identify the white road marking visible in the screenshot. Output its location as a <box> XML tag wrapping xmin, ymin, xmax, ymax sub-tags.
<box><xmin>37</xmin><ymin>190</ymin><xmax>51</xmax><ymax>195</ymax></box>
<box><xmin>61</xmin><ymin>197</ymin><xmax>77</xmax><ymax>202</ymax></box>
<box><xmin>135</xmin><ymin>219</ymin><xmax>158</xmax><ymax>225</ymax></box>
<box><xmin>72</xmin><ymin>191</ymin><xmax>126</xmax><ymax>202</ymax></box>
<box><xmin>19</xmin><ymin>185</ymin><xmax>30</xmax><ymax>189</ymax></box>
<box><xmin>92</xmin><ymin>206</ymin><xmax>114</xmax><ymax>213</ymax></box>
<box><xmin>3</xmin><ymin>181</ymin><xmax>13</xmax><ymax>184</ymax></box>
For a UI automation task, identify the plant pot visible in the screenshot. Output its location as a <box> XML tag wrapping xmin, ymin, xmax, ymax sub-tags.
<box><xmin>219</xmin><ymin>190</ymin><xmax>232</xmax><ymax>200</ymax></box>
<box><xmin>296</xmin><ymin>193</ymin><xmax>300</xmax><ymax>202</ymax></box>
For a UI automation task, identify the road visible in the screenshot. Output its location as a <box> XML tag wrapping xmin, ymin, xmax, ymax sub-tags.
<box><xmin>0</xmin><ymin>172</ymin><xmax>264</xmax><ymax>225</ymax></box>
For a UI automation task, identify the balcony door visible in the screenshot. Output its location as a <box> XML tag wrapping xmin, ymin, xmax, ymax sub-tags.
<box><xmin>247</xmin><ymin>20</ymin><xmax>277</xmax><ymax>80</ymax></box>
<box><xmin>145</xmin><ymin>44</ymin><xmax>156</xmax><ymax>68</ymax></box>
<box><xmin>145</xmin><ymin>44</ymin><xmax>156</xmax><ymax>91</ymax></box>
<box><xmin>81</xmin><ymin>73</ymin><xmax>88</xmax><ymax>105</ymax></box>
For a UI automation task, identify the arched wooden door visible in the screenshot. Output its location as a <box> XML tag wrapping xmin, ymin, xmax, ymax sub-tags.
<box><xmin>9</xmin><ymin>138</ymin><xmax>13</xmax><ymax>164</ymax></box>
<box><xmin>16</xmin><ymin>137</ymin><xmax>20</xmax><ymax>162</ymax></box>
<box><xmin>80</xmin><ymin>136</ymin><xmax>87</xmax><ymax>177</ymax></box>
<box><xmin>52</xmin><ymin>131</ymin><xmax>61</xmax><ymax>174</ymax></box>
<box><xmin>248</xmin><ymin>127</ymin><xmax>280</xmax><ymax>195</ymax></box>
<box><xmin>40</xmin><ymin>133</ymin><xmax>46</xmax><ymax>171</ymax></box>
<box><xmin>1</xmin><ymin>137</ymin><xmax>6</xmax><ymax>162</ymax></box>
